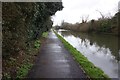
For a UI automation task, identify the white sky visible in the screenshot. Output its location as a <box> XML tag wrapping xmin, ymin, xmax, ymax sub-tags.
<box><xmin>52</xmin><ymin>0</ymin><xmax>119</xmax><ymax>26</ymax></box>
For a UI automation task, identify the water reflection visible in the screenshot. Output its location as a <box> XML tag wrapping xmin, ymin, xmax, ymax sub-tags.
<box><xmin>58</xmin><ymin>29</ymin><xmax>119</xmax><ymax>78</ymax></box>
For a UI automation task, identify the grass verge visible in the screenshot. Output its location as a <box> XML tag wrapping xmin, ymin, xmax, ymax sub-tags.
<box><xmin>53</xmin><ymin>30</ymin><xmax>110</xmax><ymax>79</ymax></box>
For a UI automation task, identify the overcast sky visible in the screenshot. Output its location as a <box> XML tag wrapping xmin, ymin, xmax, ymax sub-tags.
<box><xmin>52</xmin><ymin>0</ymin><xmax>119</xmax><ymax>26</ymax></box>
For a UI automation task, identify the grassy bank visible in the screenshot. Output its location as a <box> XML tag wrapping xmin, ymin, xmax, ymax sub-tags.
<box><xmin>53</xmin><ymin>30</ymin><xmax>110</xmax><ymax>79</ymax></box>
<box><xmin>2</xmin><ymin>32</ymin><xmax>48</xmax><ymax>79</ymax></box>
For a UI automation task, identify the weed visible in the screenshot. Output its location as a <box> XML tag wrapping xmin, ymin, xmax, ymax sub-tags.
<box><xmin>42</xmin><ymin>32</ymin><xmax>48</xmax><ymax>38</ymax></box>
<box><xmin>34</xmin><ymin>40</ymin><xmax>41</xmax><ymax>49</ymax></box>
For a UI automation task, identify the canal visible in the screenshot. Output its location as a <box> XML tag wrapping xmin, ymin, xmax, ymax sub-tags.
<box><xmin>57</xmin><ymin>29</ymin><xmax>119</xmax><ymax>78</ymax></box>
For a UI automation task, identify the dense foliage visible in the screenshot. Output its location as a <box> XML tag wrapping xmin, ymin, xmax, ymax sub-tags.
<box><xmin>2</xmin><ymin>2</ymin><xmax>63</xmax><ymax>58</ymax></box>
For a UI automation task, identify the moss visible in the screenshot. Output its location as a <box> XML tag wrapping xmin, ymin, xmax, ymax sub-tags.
<box><xmin>53</xmin><ymin>30</ymin><xmax>110</xmax><ymax>79</ymax></box>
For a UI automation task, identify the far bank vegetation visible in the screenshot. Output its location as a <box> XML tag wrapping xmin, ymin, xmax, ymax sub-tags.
<box><xmin>55</xmin><ymin>11</ymin><xmax>119</xmax><ymax>36</ymax></box>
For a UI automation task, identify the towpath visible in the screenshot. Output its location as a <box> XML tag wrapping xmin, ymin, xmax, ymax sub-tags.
<box><xmin>27</xmin><ymin>30</ymin><xmax>88</xmax><ymax>79</ymax></box>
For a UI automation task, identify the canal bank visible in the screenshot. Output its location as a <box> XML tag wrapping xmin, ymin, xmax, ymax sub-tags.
<box><xmin>53</xmin><ymin>30</ymin><xmax>109</xmax><ymax>79</ymax></box>
<box><xmin>55</xmin><ymin>29</ymin><xmax>118</xmax><ymax>78</ymax></box>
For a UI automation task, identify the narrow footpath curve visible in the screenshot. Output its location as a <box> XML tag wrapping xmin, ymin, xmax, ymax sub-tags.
<box><xmin>27</xmin><ymin>30</ymin><xmax>88</xmax><ymax>79</ymax></box>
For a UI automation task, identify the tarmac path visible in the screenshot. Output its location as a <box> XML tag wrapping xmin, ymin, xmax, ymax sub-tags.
<box><xmin>27</xmin><ymin>30</ymin><xmax>88</xmax><ymax>79</ymax></box>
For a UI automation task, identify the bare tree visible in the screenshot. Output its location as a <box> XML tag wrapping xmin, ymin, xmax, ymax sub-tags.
<box><xmin>81</xmin><ymin>15</ymin><xmax>89</xmax><ymax>23</ymax></box>
<box><xmin>96</xmin><ymin>10</ymin><xmax>105</xmax><ymax>19</ymax></box>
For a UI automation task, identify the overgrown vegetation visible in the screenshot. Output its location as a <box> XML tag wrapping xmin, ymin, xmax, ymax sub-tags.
<box><xmin>53</xmin><ymin>30</ymin><xmax>110</xmax><ymax>79</ymax></box>
<box><xmin>58</xmin><ymin>12</ymin><xmax>119</xmax><ymax>36</ymax></box>
<box><xmin>2</xmin><ymin>36</ymin><xmax>45</xmax><ymax>79</ymax></box>
<box><xmin>2</xmin><ymin>2</ymin><xmax>63</xmax><ymax>79</ymax></box>
<box><xmin>3</xmin><ymin>2</ymin><xmax>63</xmax><ymax>58</ymax></box>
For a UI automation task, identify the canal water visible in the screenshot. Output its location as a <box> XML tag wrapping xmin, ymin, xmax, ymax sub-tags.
<box><xmin>57</xmin><ymin>29</ymin><xmax>119</xmax><ymax>78</ymax></box>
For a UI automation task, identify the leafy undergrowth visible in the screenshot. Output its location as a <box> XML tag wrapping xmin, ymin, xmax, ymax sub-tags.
<box><xmin>42</xmin><ymin>32</ymin><xmax>48</xmax><ymax>38</ymax></box>
<box><xmin>34</xmin><ymin>40</ymin><xmax>41</xmax><ymax>49</ymax></box>
<box><xmin>53</xmin><ymin>30</ymin><xmax>110</xmax><ymax>79</ymax></box>
<box><xmin>34</xmin><ymin>32</ymin><xmax>48</xmax><ymax>49</ymax></box>
<box><xmin>17</xmin><ymin>62</ymin><xmax>33</xmax><ymax>79</ymax></box>
<box><xmin>2</xmin><ymin>32</ymin><xmax>48</xmax><ymax>79</ymax></box>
